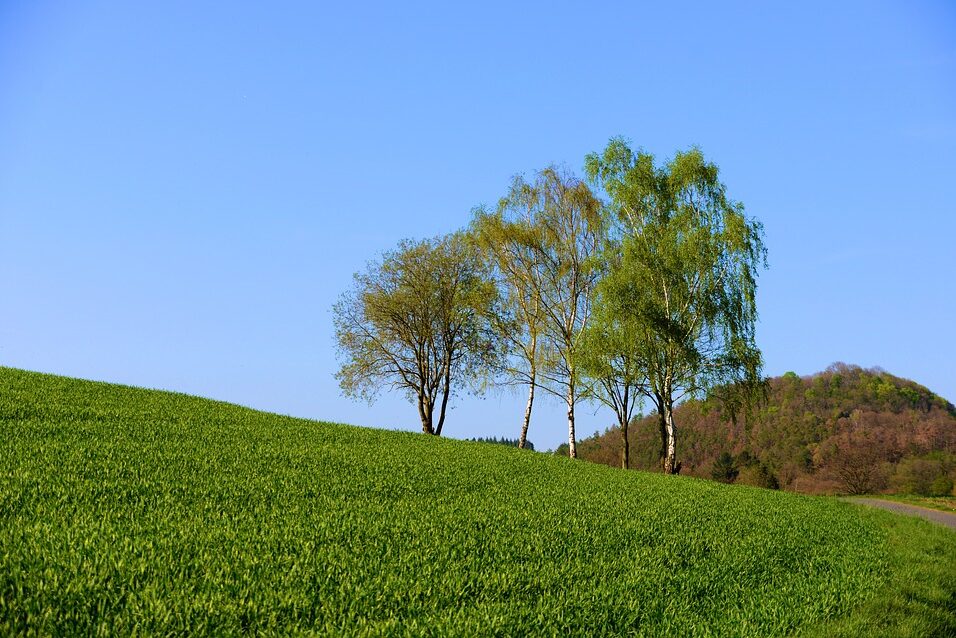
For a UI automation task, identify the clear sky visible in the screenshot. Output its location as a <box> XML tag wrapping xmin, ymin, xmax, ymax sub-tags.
<box><xmin>2</xmin><ymin>1</ymin><xmax>954</xmax><ymax>450</ymax></box>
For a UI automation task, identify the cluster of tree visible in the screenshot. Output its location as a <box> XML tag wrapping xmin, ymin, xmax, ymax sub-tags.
<box><xmin>569</xmin><ymin>364</ymin><xmax>956</xmax><ymax>494</ymax></box>
<box><xmin>468</xmin><ymin>437</ymin><xmax>535</xmax><ymax>451</ymax></box>
<box><xmin>888</xmin><ymin>453</ymin><xmax>955</xmax><ymax>496</ymax></box>
<box><xmin>710</xmin><ymin>451</ymin><xmax>780</xmax><ymax>489</ymax></box>
<box><xmin>333</xmin><ymin>138</ymin><xmax>767</xmax><ymax>474</ymax></box>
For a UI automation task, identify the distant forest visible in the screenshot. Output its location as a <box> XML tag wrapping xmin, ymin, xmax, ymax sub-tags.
<box><xmin>469</xmin><ymin>437</ymin><xmax>535</xmax><ymax>452</ymax></box>
<box><xmin>562</xmin><ymin>364</ymin><xmax>956</xmax><ymax>496</ymax></box>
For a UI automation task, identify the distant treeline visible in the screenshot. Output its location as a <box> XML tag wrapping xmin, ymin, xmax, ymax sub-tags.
<box><xmin>469</xmin><ymin>437</ymin><xmax>535</xmax><ymax>451</ymax></box>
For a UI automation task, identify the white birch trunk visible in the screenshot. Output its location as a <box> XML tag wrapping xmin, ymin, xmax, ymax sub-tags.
<box><xmin>567</xmin><ymin>384</ymin><xmax>577</xmax><ymax>459</ymax></box>
<box><xmin>519</xmin><ymin>381</ymin><xmax>534</xmax><ymax>449</ymax></box>
<box><xmin>663</xmin><ymin>401</ymin><xmax>678</xmax><ymax>474</ymax></box>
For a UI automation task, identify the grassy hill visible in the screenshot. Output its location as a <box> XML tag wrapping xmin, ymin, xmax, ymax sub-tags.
<box><xmin>1</xmin><ymin>367</ymin><xmax>955</xmax><ymax>636</ymax></box>
<box><xmin>568</xmin><ymin>364</ymin><xmax>956</xmax><ymax>495</ymax></box>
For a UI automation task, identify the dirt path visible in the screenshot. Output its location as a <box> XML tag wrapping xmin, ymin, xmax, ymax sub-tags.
<box><xmin>847</xmin><ymin>497</ymin><xmax>956</xmax><ymax>530</ymax></box>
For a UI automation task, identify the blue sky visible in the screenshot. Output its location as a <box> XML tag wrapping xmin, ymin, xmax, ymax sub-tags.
<box><xmin>1</xmin><ymin>1</ymin><xmax>954</xmax><ymax>450</ymax></box>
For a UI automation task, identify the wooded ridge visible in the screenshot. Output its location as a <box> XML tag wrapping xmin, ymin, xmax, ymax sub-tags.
<box><xmin>564</xmin><ymin>363</ymin><xmax>956</xmax><ymax>495</ymax></box>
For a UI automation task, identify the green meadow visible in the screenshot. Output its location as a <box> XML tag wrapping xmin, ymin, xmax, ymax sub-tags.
<box><xmin>2</xmin><ymin>367</ymin><xmax>954</xmax><ymax>636</ymax></box>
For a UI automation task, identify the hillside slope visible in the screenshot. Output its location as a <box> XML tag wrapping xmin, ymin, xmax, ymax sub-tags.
<box><xmin>1</xmin><ymin>367</ymin><xmax>955</xmax><ymax>636</ymax></box>
<box><xmin>569</xmin><ymin>364</ymin><xmax>956</xmax><ymax>494</ymax></box>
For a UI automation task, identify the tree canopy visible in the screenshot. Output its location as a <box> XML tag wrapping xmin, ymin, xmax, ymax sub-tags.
<box><xmin>333</xmin><ymin>138</ymin><xmax>769</xmax><ymax>471</ymax></box>
<box><xmin>585</xmin><ymin>138</ymin><xmax>767</xmax><ymax>473</ymax></box>
<box><xmin>496</xmin><ymin>167</ymin><xmax>603</xmax><ymax>459</ymax></box>
<box><xmin>569</xmin><ymin>364</ymin><xmax>956</xmax><ymax>494</ymax></box>
<box><xmin>333</xmin><ymin>233</ymin><xmax>499</xmax><ymax>435</ymax></box>
<box><xmin>577</xmin><ymin>297</ymin><xmax>646</xmax><ymax>469</ymax></box>
<box><xmin>471</xmin><ymin>197</ymin><xmax>548</xmax><ymax>450</ymax></box>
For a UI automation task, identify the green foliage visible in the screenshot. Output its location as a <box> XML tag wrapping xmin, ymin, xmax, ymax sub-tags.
<box><xmin>3</xmin><ymin>368</ymin><xmax>956</xmax><ymax>635</ymax></box>
<box><xmin>576</xmin><ymin>296</ymin><xmax>646</xmax><ymax>468</ymax></box>
<box><xmin>738</xmin><ymin>463</ymin><xmax>781</xmax><ymax>490</ymax></box>
<box><xmin>574</xmin><ymin>365</ymin><xmax>956</xmax><ymax>495</ymax></box>
<box><xmin>930</xmin><ymin>475</ymin><xmax>954</xmax><ymax>497</ymax></box>
<box><xmin>711</xmin><ymin>452</ymin><xmax>739</xmax><ymax>483</ymax></box>
<box><xmin>890</xmin><ymin>455</ymin><xmax>956</xmax><ymax>496</ymax></box>
<box><xmin>475</xmin><ymin>167</ymin><xmax>604</xmax><ymax>457</ymax></box>
<box><xmin>585</xmin><ymin>138</ymin><xmax>767</xmax><ymax>473</ymax></box>
<box><xmin>333</xmin><ymin>233</ymin><xmax>499</xmax><ymax>435</ymax></box>
<box><xmin>469</xmin><ymin>200</ymin><xmax>546</xmax><ymax>392</ymax></box>
<box><xmin>576</xmin><ymin>295</ymin><xmax>645</xmax><ymax>408</ymax></box>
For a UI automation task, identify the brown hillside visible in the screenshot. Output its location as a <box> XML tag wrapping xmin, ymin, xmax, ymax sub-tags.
<box><xmin>565</xmin><ymin>363</ymin><xmax>956</xmax><ymax>495</ymax></box>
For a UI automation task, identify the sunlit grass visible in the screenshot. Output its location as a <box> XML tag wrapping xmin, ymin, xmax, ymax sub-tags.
<box><xmin>2</xmin><ymin>367</ymin><xmax>954</xmax><ymax>636</ymax></box>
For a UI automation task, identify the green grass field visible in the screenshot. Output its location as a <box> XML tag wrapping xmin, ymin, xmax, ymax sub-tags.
<box><xmin>2</xmin><ymin>367</ymin><xmax>955</xmax><ymax>636</ymax></box>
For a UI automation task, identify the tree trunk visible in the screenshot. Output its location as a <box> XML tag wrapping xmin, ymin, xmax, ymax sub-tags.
<box><xmin>519</xmin><ymin>379</ymin><xmax>535</xmax><ymax>449</ymax></box>
<box><xmin>567</xmin><ymin>382</ymin><xmax>577</xmax><ymax>459</ymax></box>
<box><xmin>620</xmin><ymin>385</ymin><xmax>630</xmax><ymax>469</ymax></box>
<box><xmin>434</xmin><ymin>364</ymin><xmax>452</xmax><ymax>436</ymax></box>
<box><xmin>662</xmin><ymin>400</ymin><xmax>679</xmax><ymax>474</ymax></box>
<box><xmin>620</xmin><ymin>420</ymin><xmax>629</xmax><ymax>469</ymax></box>
<box><xmin>418</xmin><ymin>394</ymin><xmax>434</xmax><ymax>435</ymax></box>
<box><xmin>657</xmin><ymin>407</ymin><xmax>667</xmax><ymax>471</ymax></box>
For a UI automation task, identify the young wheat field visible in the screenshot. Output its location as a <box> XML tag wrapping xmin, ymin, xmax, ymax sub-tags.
<box><xmin>1</xmin><ymin>367</ymin><xmax>954</xmax><ymax>636</ymax></box>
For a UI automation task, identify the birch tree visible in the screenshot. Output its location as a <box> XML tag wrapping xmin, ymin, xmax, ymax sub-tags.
<box><xmin>585</xmin><ymin>139</ymin><xmax>766</xmax><ymax>474</ymax></box>
<box><xmin>333</xmin><ymin>233</ymin><xmax>498</xmax><ymax>435</ymax></box>
<box><xmin>495</xmin><ymin>167</ymin><xmax>603</xmax><ymax>459</ymax></box>
<box><xmin>471</xmin><ymin>204</ymin><xmax>546</xmax><ymax>449</ymax></box>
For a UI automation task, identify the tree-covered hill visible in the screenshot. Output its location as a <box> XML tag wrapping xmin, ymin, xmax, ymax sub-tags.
<box><xmin>566</xmin><ymin>364</ymin><xmax>956</xmax><ymax>495</ymax></box>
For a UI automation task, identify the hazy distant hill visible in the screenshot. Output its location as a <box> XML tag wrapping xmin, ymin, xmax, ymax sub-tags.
<box><xmin>565</xmin><ymin>363</ymin><xmax>956</xmax><ymax>495</ymax></box>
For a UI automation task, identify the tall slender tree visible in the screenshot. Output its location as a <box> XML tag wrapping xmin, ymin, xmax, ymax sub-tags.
<box><xmin>333</xmin><ymin>233</ymin><xmax>498</xmax><ymax>435</ymax></box>
<box><xmin>494</xmin><ymin>167</ymin><xmax>603</xmax><ymax>459</ymax></box>
<box><xmin>586</xmin><ymin>139</ymin><xmax>767</xmax><ymax>474</ymax></box>
<box><xmin>577</xmin><ymin>298</ymin><xmax>646</xmax><ymax>469</ymax></box>
<box><xmin>471</xmin><ymin>204</ymin><xmax>546</xmax><ymax>449</ymax></box>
